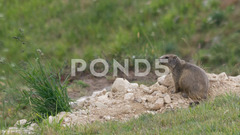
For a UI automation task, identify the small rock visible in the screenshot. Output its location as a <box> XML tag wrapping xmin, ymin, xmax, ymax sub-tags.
<box><xmin>163</xmin><ymin>94</ymin><xmax>171</xmax><ymax>104</ymax></box>
<box><xmin>149</xmin><ymin>83</ymin><xmax>161</xmax><ymax>91</ymax></box>
<box><xmin>157</xmin><ymin>75</ymin><xmax>166</xmax><ymax>85</ymax></box>
<box><xmin>149</xmin><ymin>98</ymin><xmax>164</xmax><ymax>110</ymax></box>
<box><xmin>49</xmin><ymin>116</ymin><xmax>55</xmax><ymax>124</ymax></box>
<box><xmin>8</xmin><ymin>127</ymin><xmax>18</xmax><ymax>130</ymax></box>
<box><xmin>124</xmin><ymin>93</ymin><xmax>134</xmax><ymax>101</ymax></box>
<box><xmin>27</xmin><ymin>123</ymin><xmax>38</xmax><ymax>131</ymax></box>
<box><xmin>146</xmin><ymin>110</ymin><xmax>156</xmax><ymax>115</ymax></box>
<box><xmin>57</xmin><ymin>112</ymin><xmax>69</xmax><ymax>120</ymax></box>
<box><xmin>218</xmin><ymin>72</ymin><xmax>228</xmax><ymax>80</ymax></box>
<box><xmin>79</xmin><ymin>110</ymin><xmax>88</xmax><ymax>115</ymax></box>
<box><xmin>14</xmin><ymin>119</ymin><xmax>27</xmax><ymax>127</ymax></box>
<box><xmin>106</xmin><ymin>92</ymin><xmax>113</xmax><ymax>98</ymax></box>
<box><xmin>64</xmin><ymin>117</ymin><xmax>71</xmax><ymax>123</ymax></box>
<box><xmin>140</xmin><ymin>84</ymin><xmax>153</xmax><ymax>94</ymax></box>
<box><xmin>207</xmin><ymin>73</ymin><xmax>218</xmax><ymax>81</ymax></box>
<box><xmin>158</xmin><ymin>74</ymin><xmax>174</xmax><ymax>87</ymax></box>
<box><xmin>142</xmin><ymin>95</ymin><xmax>156</xmax><ymax>103</ymax></box>
<box><xmin>156</xmin><ymin>91</ymin><xmax>164</xmax><ymax>98</ymax></box>
<box><xmin>158</xmin><ymin>85</ymin><xmax>168</xmax><ymax>93</ymax></box>
<box><xmin>92</xmin><ymin>91</ymin><xmax>103</xmax><ymax>97</ymax></box>
<box><xmin>229</xmin><ymin>75</ymin><xmax>240</xmax><ymax>83</ymax></box>
<box><xmin>76</xmin><ymin>96</ymin><xmax>88</xmax><ymax>108</ymax></box>
<box><xmin>103</xmin><ymin>115</ymin><xmax>111</xmax><ymax>120</ymax></box>
<box><xmin>97</xmin><ymin>94</ymin><xmax>109</xmax><ymax>102</ymax></box>
<box><xmin>111</xmin><ymin>78</ymin><xmax>130</xmax><ymax>93</ymax></box>
<box><xmin>69</xmin><ymin>102</ymin><xmax>77</xmax><ymax>109</ymax></box>
<box><xmin>101</xmin><ymin>89</ymin><xmax>107</xmax><ymax>95</ymax></box>
<box><xmin>134</xmin><ymin>97</ymin><xmax>142</xmax><ymax>103</ymax></box>
<box><xmin>95</xmin><ymin>101</ymin><xmax>108</xmax><ymax>109</ymax></box>
<box><xmin>129</xmin><ymin>83</ymin><xmax>139</xmax><ymax>89</ymax></box>
<box><xmin>141</xmin><ymin>97</ymin><xmax>147</xmax><ymax>102</ymax></box>
<box><xmin>127</xmin><ymin>88</ymin><xmax>133</xmax><ymax>93</ymax></box>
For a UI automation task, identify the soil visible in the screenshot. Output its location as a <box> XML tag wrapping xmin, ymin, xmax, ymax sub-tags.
<box><xmin>67</xmin><ymin>71</ymin><xmax>158</xmax><ymax>99</ymax></box>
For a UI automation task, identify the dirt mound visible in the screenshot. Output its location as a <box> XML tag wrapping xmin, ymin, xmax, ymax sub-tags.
<box><xmin>51</xmin><ymin>72</ymin><xmax>240</xmax><ymax>126</ymax></box>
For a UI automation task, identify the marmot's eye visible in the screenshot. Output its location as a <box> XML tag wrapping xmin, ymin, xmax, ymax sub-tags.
<box><xmin>165</xmin><ymin>56</ymin><xmax>169</xmax><ymax>59</ymax></box>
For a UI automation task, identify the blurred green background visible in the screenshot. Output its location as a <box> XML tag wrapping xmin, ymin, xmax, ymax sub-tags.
<box><xmin>0</xmin><ymin>0</ymin><xmax>240</xmax><ymax>129</ymax></box>
<box><xmin>0</xmin><ymin>0</ymin><xmax>240</xmax><ymax>76</ymax></box>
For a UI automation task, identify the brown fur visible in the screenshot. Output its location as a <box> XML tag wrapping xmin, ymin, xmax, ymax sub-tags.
<box><xmin>159</xmin><ymin>54</ymin><xmax>209</xmax><ymax>100</ymax></box>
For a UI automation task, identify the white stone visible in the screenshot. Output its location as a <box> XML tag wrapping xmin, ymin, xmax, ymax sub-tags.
<box><xmin>14</xmin><ymin>119</ymin><xmax>27</xmax><ymax>127</ymax></box>
<box><xmin>163</xmin><ymin>94</ymin><xmax>171</xmax><ymax>104</ymax></box>
<box><xmin>79</xmin><ymin>110</ymin><xmax>88</xmax><ymax>115</ymax></box>
<box><xmin>141</xmin><ymin>97</ymin><xmax>147</xmax><ymax>102</ymax></box>
<box><xmin>146</xmin><ymin>110</ymin><xmax>156</xmax><ymax>115</ymax></box>
<box><xmin>156</xmin><ymin>91</ymin><xmax>164</xmax><ymax>98</ymax></box>
<box><xmin>129</xmin><ymin>83</ymin><xmax>139</xmax><ymax>89</ymax></box>
<box><xmin>218</xmin><ymin>72</ymin><xmax>228</xmax><ymax>80</ymax></box>
<box><xmin>140</xmin><ymin>84</ymin><xmax>153</xmax><ymax>94</ymax></box>
<box><xmin>28</xmin><ymin>123</ymin><xmax>38</xmax><ymax>131</ymax></box>
<box><xmin>124</xmin><ymin>93</ymin><xmax>134</xmax><ymax>101</ymax></box>
<box><xmin>106</xmin><ymin>92</ymin><xmax>113</xmax><ymax>98</ymax></box>
<box><xmin>111</xmin><ymin>78</ymin><xmax>130</xmax><ymax>93</ymax></box>
<box><xmin>76</xmin><ymin>96</ymin><xmax>88</xmax><ymax>107</ymax></box>
<box><xmin>149</xmin><ymin>83</ymin><xmax>160</xmax><ymax>91</ymax></box>
<box><xmin>49</xmin><ymin>116</ymin><xmax>54</xmax><ymax>124</ymax></box>
<box><xmin>134</xmin><ymin>98</ymin><xmax>142</xmax><ymax>103</ymax></box>
<box><xmin>149</xmin><ymin>98</ymin><xmax>164</xmax><ymax>110</ymax></box>
<box><xmin>229</xmin><ymin>75</ymin><xmax>240</xmax><ymax>83</ymax></box>
<box><xmin>158</xmin><ymin>85</ymin><xmax>168</xmax><ymax>93</ymax></box>
<box><xmin>64</xmin><ymin>117</ymin><xmax>71</xmax><ymax>123</ymax></box>
<box><xmin>144</xmin><ymin>95</ymin><xmax>157</xmax><ymax>103</ymax></box>
<box><xmin>103</xmin><ymin>115</ymin><xmax>111</xmax><ymax>120</ymax></box>
<box><xmin>56</xmin><ymin>112</ymin><xmax>69</xmax><ymax>121</ymax></box>
<box><xmin>97</xmin><ymin>94</ymin><xmax>109</xmax><ymax>102</ymax></box>
<box><xmin>8</xmin><ymin>127</ymin><xmax>18</xmax><ymax>130</ymax></box>
<box><xmin>207</xmin><ymin>73</ymin><xmax>218</xmax><ymax>81</ymax></box>
<box><xmin>157</xmin><ymin>75</ymin><xmax>166</xmax><ymax>85</ymax></box>
<box><xmin>92</xmin><ymin>91</ymin><xmax>103</xmax><ymax>97</ymax></box>
<box><xmin>127</xmin><ymin>88</ymin><xmax>133</xmax><ymax>93</ymax></box>
<box><xmin>69</xmin><ymin>102</ymin><xmax>77</xmax><ymax>109</ymax></box>
<box><xmin>95</xmin><ymin>101</ymin><xmax>108</xmax><ymax>109</ymax></box>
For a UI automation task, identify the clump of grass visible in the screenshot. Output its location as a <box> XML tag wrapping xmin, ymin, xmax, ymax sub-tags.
<box><xmin>20</xmin><ymin>58</ymin><xmax>71</xmax><ymax>120</ymax></box>
<box><xmin>73</xmin><ymin>80</ymin><xmax>89</xmax><ymax>88</ymax></box>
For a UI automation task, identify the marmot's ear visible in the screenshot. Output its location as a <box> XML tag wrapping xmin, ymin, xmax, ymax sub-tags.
<box><xmin>173</xmin><ymin>55</ymin><xmax>177</xmax><ymax>59</ymax></box>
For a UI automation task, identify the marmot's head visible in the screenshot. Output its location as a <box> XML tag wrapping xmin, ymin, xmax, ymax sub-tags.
<box><xmin>159</xmin><ymin>54</ymin><xmax>182</xmax><ymax>69</ymax></box>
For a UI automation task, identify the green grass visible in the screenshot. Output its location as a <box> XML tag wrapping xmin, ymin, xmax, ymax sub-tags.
<box><xmin>31</xmin><ymin>94</ymin><xmax>240</xmax><ymax>134</ymax></box>
<box><xmin>0</xmin><ymin>0</ymin><xmax>240</xmax><ymax>75</ymax></box>
<box><xmin>73</xmin><ymin>80</ymin><xmax>89</xmax><ymax>88</ymax></box>
<box><xmin>20</xmin><ymin>58</ymin><xmax>71</xmax><ymax>120</ymax></box>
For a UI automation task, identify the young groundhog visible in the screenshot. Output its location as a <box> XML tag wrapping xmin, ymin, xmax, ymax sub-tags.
<box><xmin>159</xmin><ymin>54</ymin><xmax>209</xmax><ymax>100</ymax></box>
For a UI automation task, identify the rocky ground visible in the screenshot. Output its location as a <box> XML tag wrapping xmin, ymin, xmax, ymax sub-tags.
<box><xmin>3</xmin><ymin>72</ymin><xmax>240</xmax><ymax>134</ymax></box>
